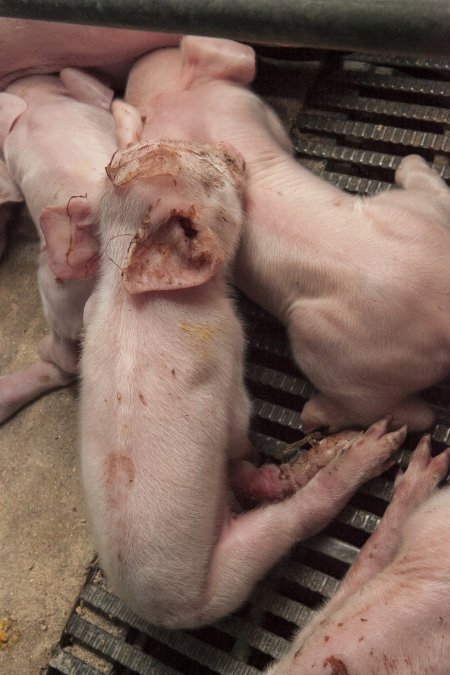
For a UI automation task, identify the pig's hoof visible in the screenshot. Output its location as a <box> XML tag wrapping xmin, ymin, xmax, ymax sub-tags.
<box><xmin>346</xmin><ymin>420</ymin><xmax>407</xmax><ymax>480</ymax></box>
<box><xmin>393</xmin><ymin>435</ymin><xmax>450</xmax><ymax>508</ymax></box>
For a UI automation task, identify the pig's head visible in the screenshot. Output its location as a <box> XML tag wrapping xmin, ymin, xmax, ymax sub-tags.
<box><xmin>100</xmin><ymin>139</ymin><xmax>246</xmax><ymax>293</ymax></box>
<box><xmin>114</xmin><ymin>38</ymin><xmax>256</xmax><ymax>150</ymax></box>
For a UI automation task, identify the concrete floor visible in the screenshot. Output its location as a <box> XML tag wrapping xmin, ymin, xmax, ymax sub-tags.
<box><xmin>0</xmin><ymin>207</ymin><xmax>93</xmax><ymax>674</ymax></box>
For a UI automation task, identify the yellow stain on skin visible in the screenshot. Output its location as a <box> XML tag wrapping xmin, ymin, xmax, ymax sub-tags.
<box><xmin>180</xmin><ymin>321</ymin><xmax>220</xmax><ymax>359</ymax></box>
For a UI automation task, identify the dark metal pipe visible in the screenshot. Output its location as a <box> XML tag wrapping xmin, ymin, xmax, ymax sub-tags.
<box><xmin>0</xmin><ymin>0</ymin><xmax>449</xmax><ymax>57</ymax></box>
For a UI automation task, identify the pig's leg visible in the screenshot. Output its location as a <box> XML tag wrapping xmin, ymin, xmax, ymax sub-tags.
<box><xmin>0</xmin><ymin>360</ymin><xmax>73</xmax><ymax>423</ymax></box>
<box><xmin>194</xmin><ymin>418</ymin><xmax>406</xmax><ymax>625</ymax></box>
<box><xmin>295</xmin><ymin>435</ymin><xmax>450</xmax><ymax>648</ymax></box>
<box><xmin>395</xmin><ymin>154</ymin><xmax>450</xmax><ymax>213</ymax></box>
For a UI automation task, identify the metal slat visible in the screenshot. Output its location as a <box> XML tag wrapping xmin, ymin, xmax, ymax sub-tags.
<box><xmin>65</xmin><ymin>614</ymin><xmax>182</xmax><ymax>675</ymax></box>
<box><xmin>81</xmin><ymin>585</ymin><xmax>258</xmax><ymax>675</ymax></box>
<box><xmin>348</xmin><ymin>53</ymin><xmax>450</xmax><ymax>72</ymax></box>
<box><xmin>251</xmin><ymin>585</ymin><xmax>314</xmax><ymax>627</ymax></box>
<box><xmin>246</xmin><ymin>363</ymin><xmax>313</xmax><ymax>400</ymax></box>
<box><xmin>217</xmin><ymin>616</ymin><xmax>290</xmax><ymax>660</ymax></box>
<box><xmin>306</xmin><ymin>534</ymin><xmax>359</xmax><ymax>565</ymax></box>
<box><xmin>295</xmin><ymin>112</ymin><xmax>450</xmax><ymax>151</ymax></box>
<box><xmin>48</xmin><ymin>649</ymin><xmax>109</xmax><ymax>675</ymax></box>
<box><xmin>339</xmin><ymin>69</ymin><xmax>450</xmax><ymax>98</ymax></box>
<box><xmin>294</xmin><ymin>138</ymin><xmax>450</xmax><ymax>181</ymax></box>
<box><xmin>252</xmin><ymin>398</ymin><xmax>304</xmax><ymax>432</ymax></box>
<box><xmin>277</xmin><ymin>559</ymin><xmax>339</xmax><ymax>599</ymax></box>
<box><xmin>310</xmin><ymin>92</ymin><xmax>450</xmax><ymax>127</ymax></box>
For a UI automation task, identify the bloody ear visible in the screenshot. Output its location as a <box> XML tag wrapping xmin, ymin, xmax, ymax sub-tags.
<box><xmin>39</xmin><ymin>197</ymin><xmax>99</xmax><ymax>280</ymax></box>
<box><xmin>122</xmin><ymin>211</ymin><xmax>223</xmax><ymax>293</ymax></box>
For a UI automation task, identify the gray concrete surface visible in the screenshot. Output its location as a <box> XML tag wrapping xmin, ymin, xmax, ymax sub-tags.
<box><xmin>0</xmin><ymin>206</ymin><xmax>93</xmax><ymax>674</ymax></box>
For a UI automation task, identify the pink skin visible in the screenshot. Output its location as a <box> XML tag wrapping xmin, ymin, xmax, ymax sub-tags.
<box><xmin>0</xmin><ymin>71</ymin><xmax>117</xmax><ymax>423</ymax></box>
<box><xmin>0</xmin><ymin>18</ymin><xmax>180</xmax><ymax>90</ymax></box>
<box><xmin>267</xmin><ymin>437</ymin><xmax>450</xmax><ymax>674</ymax></box>
<box><xmin>112</xmin><ymin>36</ymin><xmax>450</xmax><ymax>433</ymax></box>
<box><xmin>81</xmin><ymin>130</ymin><xmax>408</xmax><ymax>626</ymax></box>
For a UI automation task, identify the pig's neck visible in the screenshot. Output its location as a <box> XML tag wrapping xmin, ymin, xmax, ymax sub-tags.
<box><xmin>235</xmin><ymin>150</ymin><xmax>355</xmax><ymax>322</ymax></box>
<box><xmin>98</xmin><ymin>259</ymin><xmax>230</xmax><ymax>320</ymax></box>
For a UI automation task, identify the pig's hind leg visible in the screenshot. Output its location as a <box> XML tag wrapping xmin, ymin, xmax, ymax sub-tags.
<box><xmin>188</xmin><ymin>418</ymin><xmax>407</xmax><ymax>626</ymax></box>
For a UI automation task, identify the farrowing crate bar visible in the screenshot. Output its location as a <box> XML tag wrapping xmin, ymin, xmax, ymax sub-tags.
<box><xmin>40</xmin><ymin>47</ymin><xmax>450</xmax><ymax>674</ymax></box>
<box><xmin>0</xmin><ymin>0</ymin><xmax>450</xmax><ymax>57</ymax></box>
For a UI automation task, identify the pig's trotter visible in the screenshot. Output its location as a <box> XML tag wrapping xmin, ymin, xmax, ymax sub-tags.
<box><xmin>395</xmin><ymin>154</ymin><xmax>450</xmax><ymax>197</ymax></box>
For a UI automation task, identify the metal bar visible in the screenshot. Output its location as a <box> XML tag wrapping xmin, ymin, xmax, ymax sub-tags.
<box><xmin>0</xmin><ymin>0</ymin><xmax>449</xmax><ymax>56</ymax></box>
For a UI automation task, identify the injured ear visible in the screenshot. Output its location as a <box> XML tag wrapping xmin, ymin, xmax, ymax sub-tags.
<box><xmin>40</xmin><ymin>198</ymin><xmax>99</xmax><ymax>280</ymax></box>
<box><xmin>123</xmin><ymin>212</ymin><xmax>223</xmax><ymax>293</ymax></box>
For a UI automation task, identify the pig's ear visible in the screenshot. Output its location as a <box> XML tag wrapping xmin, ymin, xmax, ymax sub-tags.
<box><xmin>60</xmin><ymin>68</ymin><xmax>114</xmax><ymax>110</ymax></box>
<box><xmin>123</xmin><ymin>212</ymin><xmax>223</xmax><ymax>293</ymax></box>
<box><xmin>0</xmin><ymin>92</ymin><xmax>27</xmax><ymax>146</ymax></box>
<box><xmin>111</xmin><ymin>99</ymin><xmax>144</xmax><ymax>150</ymax></box>
<box><xmin>0</xmin><ymin>159</ymin><xmax>23</xmax><ymax>205</ymax></box>
<box><xmin>181</xmin><ymin>36</ymin><xmax>256</xmax><ymax>85</ymax></box>
<box><xmin>39</xmin><ymin>198</ymin><xmax>99</xmax><ymax>280</ymax></box>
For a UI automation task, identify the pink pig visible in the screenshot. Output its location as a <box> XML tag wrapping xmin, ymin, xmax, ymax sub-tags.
<box><xmin>113</xmin><ymin>36</ymin><xmax>450</xmax><ymax>434</ymax></box>
<box><xmin>0</xmin><ymin>18</ymin><xmax>180</xmax><ymax>90</ymax></box>
<box><xmin>78</xmin><ymin>134</ymin><xmax>408</xmax><ymax>628</ymax></box>
<box><xmin>0</xmin><ymin>70</ymin><xmax>117</xmax><ymax>423</ymax></box>
<box><xmin>266</xmin><ymin>437</ymin><xmax>450</xmax><ymax>674</ymax></box>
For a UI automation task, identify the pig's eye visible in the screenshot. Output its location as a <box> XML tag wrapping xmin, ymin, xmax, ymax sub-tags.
<box><xmin>179</xmin><ymin>217</ymin><xmax>198</xmax><ymax>239</ymax></box>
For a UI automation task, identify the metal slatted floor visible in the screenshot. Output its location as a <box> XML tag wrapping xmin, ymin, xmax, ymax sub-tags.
<box><xmin>47</xmin><ymin>49</ymin><xmax>450</xmax><ymax>674</ymax></box>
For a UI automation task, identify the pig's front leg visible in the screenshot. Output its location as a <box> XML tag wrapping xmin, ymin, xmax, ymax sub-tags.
<box><xmin>290</xmin><ymin>434</ymin><xmax>450</xmax><ymax>653</ymax></box>
<box><xmin>195</xmin><ymin>417</ymin><xmax>406</xmax><ymax>625</ymax></box>
<box><xmin>395</xmin><ymin>154</ymin><xmax>450</xmax><ymax>217</ymax></box>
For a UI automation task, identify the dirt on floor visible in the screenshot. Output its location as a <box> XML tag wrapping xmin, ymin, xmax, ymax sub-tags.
<box><xmin>0</xmin><ymin>206</ymin><xmax>93</xmax><ymax>674</ymax></box>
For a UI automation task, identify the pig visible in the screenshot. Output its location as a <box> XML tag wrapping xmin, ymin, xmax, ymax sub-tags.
<box><xmin>266</xmin><ymin>436</ymin><xmax>450</xmax><ymax>674</ymax></box>
<box><xmin>78</xmin><ymin>135</ymin><xmax>408</xmax><ymax>628</ymax></box>
<box><xmin>112</xmin><ymin>36</ymin><xmax>450</xmax><ymax>434</ymax></box>
<box><xmin>0</xmin><ymin>18</ymin><xmax>180</xmax><ymax>90</ymax></box>
<box><xmin>0</xmin><ymin>70</ymin><xmax>117</xmax><ymax>423</ymax></box>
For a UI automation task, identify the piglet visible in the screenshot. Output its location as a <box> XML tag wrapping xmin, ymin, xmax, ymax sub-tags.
<box><xmin>113</xmin><ymin>36</ymin><xmax>450</xmax><ymax>433</ymax></box>
<box><xmin>0</xmin><ymin>70</ymin><xmax>117</xmax><ymax>423</ymax></box>
<box><xmin>266</xmin><ymin>437</ymin><xmax>450</xmax><ymax>674</ymax></box>
<box><xmin>0</xmin><ymin>18</ymin><xmax>179</xmax><ymax>90</ymax></box>
<box><xmin>79</xmin><ymin>137</ymin><xmax>407</xmax><ymax>627</ymax></box>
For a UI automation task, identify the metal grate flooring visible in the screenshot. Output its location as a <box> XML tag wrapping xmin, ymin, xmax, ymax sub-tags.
<box><xmin>47</xmin><ymin>50</ymin><xmax>450</xmax><ymax>674</ymax></box>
